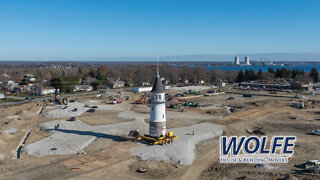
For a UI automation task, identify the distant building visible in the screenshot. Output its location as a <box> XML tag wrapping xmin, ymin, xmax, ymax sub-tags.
<box><xmin>215</xmin><ymin>81</ymin><xmax>226</xmax><ymax>87</ymax></box>
<box><xmin>38</xmin><ymin>87</ymin><xmax>56</xmax><ymax>96</ymax></box>
<box><xmin>234</xmin><ymin>56</ymin><xmax>240</xmax><ymax>65</ymax></box>
<box><xmin>245</xmin><ymin>56</ymin><xmax>250</xmax><ymax>65</ymax></box>
<box><xmin>0</xmin><ymin>91</ymin><xmax>4</xmax><ymax>99</ymax></box>
<box><xmin>112</xmin><ymin>80</ymin><xmax>125</xmax><ymax>89</ymax></box>
<box><xmin>239</xmin><ymin>81</ymin><xmax>290</xmax><ymax>90</ymax></box>
<box><xmin>141</xmin><ymin>82</ymin><xmax>151</xmax><ymax>86</ymax></box>
<box><xmin>130</xmin><ymin>87</ymin><xmax>152</xmax><ymax>93</ymax></box>
<box><xmin>198</xmin><ymin>80</ymin><xmax>205</xmax><ymax>84</ymax></box>
<box><xmin>72</xmin><ymin>85</ymin><xmax>93</xmax><ymax>92</ymax></box>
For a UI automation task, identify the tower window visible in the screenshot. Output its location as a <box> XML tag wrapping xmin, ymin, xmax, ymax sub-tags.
<box><xmin>159</xmin><ymin>95</ymin><xmax>161</xmax><ymax>99</ymax></box>
<box><xmin>163</xmin><ymin>114</ymin><xmax>164</xmax><ymax>119</ymax></box>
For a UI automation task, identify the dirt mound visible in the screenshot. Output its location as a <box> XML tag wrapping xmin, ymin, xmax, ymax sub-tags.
<box><xmin>129</xmin><ymin>160</ymin><xmax>179</xmax><ymax>179</ymax></box>
<box><xmin>166</xmin><ymin>98</ymin><xmax>182</xmax><ymax>106</ymax></box>
<box><xmin>17</xmin><ymin>110</ymin><xmax>33</xmax><ymax>117</ymax></box>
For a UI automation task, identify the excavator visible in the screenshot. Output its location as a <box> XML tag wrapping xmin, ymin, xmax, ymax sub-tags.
<box><xmin>135</xmin><ymin>95</ymin><xmax>147</xmax><ymax>104</ymax></box>
<box><xmin>51</xmin><ymin>89</ymin><xmax>68</xmax><ymax>105</ymax></box>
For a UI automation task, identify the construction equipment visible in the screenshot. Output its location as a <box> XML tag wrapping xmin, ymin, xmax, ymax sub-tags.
<box><xmin>138</xmin><ymin>131</ymin><xmax>178</xmax><ymax>145</ymax></box>
<box><xmin>193</xmin><ymin>91</ymin><xmax>201</xmax><ymax>95</ymax></box>
<box><xmin>304</xmin><ymin>160</ymin><xmax>320</xmax><ymax>172</ymax></box>
<box><xmin>112</xmin><ymin>99</ymin><xmax>122</xmax><ymax>104</ymax></box>
<box><xmin>135</xmin><ymin>96</ymin><xmax>147</xmax><ymax>104</ymax></box>
<box><xmin>168</xmin><ymin>104</ymin><xmax>178</xmax><ymax>109</ymax></box>
<box><xmin>243</xmin><ymin>93</ymin><xmax>252</xmax><ymax>98</ymax></box>
<box><xmin>184</xmin><ymin>102</ymin><xmax>199</xmax><ymax>107</ymax></box>
<box><xmin>122</xmin><ymin>130</ymin><xmax>140</xmax><ymax>141</ymax></box>
<box><xmin>51</xmin><ymin>89</ymin><xmax>68</xmax><ymax>105</ymax></box>
<box><xmin>184</xmin><ymin>91</ymin><xmax>193</xmax><ymax>95</ymax></box>
<box><xmin>207</xmin><ymin>90</ymin><xmax>216</xmax><ymax>93</ymax></box>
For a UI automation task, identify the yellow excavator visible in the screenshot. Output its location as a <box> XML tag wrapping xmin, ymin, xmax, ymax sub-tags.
<box><xmin>51</xmin><ymin>89</ymin><xmax>68</xmax><ymax>105</ymax></box>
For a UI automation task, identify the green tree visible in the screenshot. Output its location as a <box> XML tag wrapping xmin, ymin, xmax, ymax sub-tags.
<box><xmin>310</xmin><ymin>68</ymin><xmax>319</xmax><ymax>82</ymax></box>
<box><xmin>268</xmin><ymin>68</ymin><xmax>274</xmax><ymax>74</ymax></box>
<box><xmin>51</xmin><ymin>77</ymin><xmax>66</xmax><ymax>92</ymax></box>
<box><xmin>237</xmin><ymin>70</ymin><xmax>244</xmax><ymax>82</ymax></box>
<box><xmin>257</xmin><ymin>69</ymin><xmax>262</xmax><ymax>79</ymax></box>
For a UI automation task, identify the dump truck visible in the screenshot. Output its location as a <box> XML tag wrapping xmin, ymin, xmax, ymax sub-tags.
<box><xmin>138</xmin><ymin>131</ymin><xmax>178</xmax><ymax>145</ymax></box>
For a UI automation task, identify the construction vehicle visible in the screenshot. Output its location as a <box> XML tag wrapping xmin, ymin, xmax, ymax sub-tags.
<box><xmin>122</xmin><ymin>130</ymin><xmax>140</xmax><ymax>141</ymax></box>
<box><xmin>304</xmin><ymin>160</ymin><xmax>320</xmax><ymax>172</ymax></box>
<box><xmin>112</xmin><ymin>99</ymin><xmax>122</xmax><ymax>104</ymax></box>
<box><xmin>138</xmin><ymin>131</ymin><xmax>178</xmax><ymax>145</ymax></box>
<box><xmin>193</xmin><ymin>91</ymin><xmax>201</xmax><ymax>95</ymax></box>
<box><xmin>184</xmin><ymin>91</ymin><xmax>193</xmax><ymax>95</ymax></box>
<box><xmin>51</xmin><ymin>89</ymin><xmax>68</xmax><ymax>105</ymax></box>
<box><xmin>207</xmin><ymin>90</ymin><xmax>216</xmax><ymax>93</ymax></box>
<box><xmin>243</xmin><ymin>93</ymin><xmax>252</xmax><ymax>98</ymax></box>
<box><xmin>184</xmin><ymin>102</ymin><xmax>199</xmax><ymax>107</ymax></box>
<box><xmin>168</xmin><ymin>104</ymin><xmax>178</xmax><ymax>109</ymax></box>
<box><xmin>135</xmin><ymin>96</ymin><xmax>147</xmax><ymax>104</ymax></box>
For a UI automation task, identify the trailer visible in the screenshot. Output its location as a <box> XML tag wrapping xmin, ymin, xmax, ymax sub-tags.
<box><xmin>138</xmin><ymin>131</ymin><xmax>178</xmax><ymax>145</ymax></box>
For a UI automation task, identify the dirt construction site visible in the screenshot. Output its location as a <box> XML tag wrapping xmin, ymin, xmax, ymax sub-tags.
<box><xmin>0</xmin><ymin>86</ymin><xmax>320</xmax><ymax>180</ymax></box>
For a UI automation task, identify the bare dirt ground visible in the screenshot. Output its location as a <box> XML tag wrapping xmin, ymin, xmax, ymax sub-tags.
<box><xmin>0</xmin><ymin>89</ymin><xmax>320</xmax><ymax>180</ymax></box>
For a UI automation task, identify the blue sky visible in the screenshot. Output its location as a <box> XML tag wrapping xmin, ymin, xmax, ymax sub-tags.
<box><xmin>0</xmin><ymin>0</ymin><xmax>319</xmax><ymax>60</ymax></box>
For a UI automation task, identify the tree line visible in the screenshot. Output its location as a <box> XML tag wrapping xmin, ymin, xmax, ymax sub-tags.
<box><xmin>236</xmin><ymin>68</ymin><xmax>319</xmax><ymax>83</ymax></box>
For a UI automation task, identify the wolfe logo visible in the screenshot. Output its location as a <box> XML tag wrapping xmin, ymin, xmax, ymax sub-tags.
<box><xmin>220</xmin><ymin>136</ymin><xmax>296</xmax><ymax>163</ymax></box>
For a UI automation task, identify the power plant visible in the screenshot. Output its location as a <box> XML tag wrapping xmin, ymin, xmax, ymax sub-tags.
<box><xmin>234</xmin><ymin>56</ymin><xmax>240</xmax><ymax>65</ymax></box>
<box><xmin>245</xmin><ymin>56</ymin><xmax>250</xmax><ymax>65</ymax></box>
<box><xmin>233</xmin><ymin>56</ymin><xmax>251</xmax><ymax>65</ymax></box>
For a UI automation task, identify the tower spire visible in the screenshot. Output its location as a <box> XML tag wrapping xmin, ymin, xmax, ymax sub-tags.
<box><xmin>157</xmin><ymin>57</ymin><xmax>160</xmax><ymax>77</ymax></box>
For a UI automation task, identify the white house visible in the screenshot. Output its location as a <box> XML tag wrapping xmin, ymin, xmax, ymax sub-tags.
<box><xmin>38</xmin><ymin>87</ymin><xmax>56</xmax><ymax>96</ymax></box>
<box><xmin>0</xmin><ymin>92</ymin><xmax>4</xmax><ymax>99</ymax></box>
<box><xmin>112</xmin><ymin>80</ymin><xmax>125</xmax><ymax>88</ymax></box>
<box><xmin>130</xmin><ymin>87</ymin><xmax>152</xmax><ymax>93</ymax></box>
<box><xmin>72</xmin><ymin>85</ymin><xmax>93</xmax><ymax>92</ymax></box>
<box><xmin>142</xmin><ymin>82</ymin><xmax>151</xmax><ymax>86</ymax></box>
<box><xmin>214</xmin><ymin>81</ymin><xmax>226</xmax><ymax>87</ymax></box>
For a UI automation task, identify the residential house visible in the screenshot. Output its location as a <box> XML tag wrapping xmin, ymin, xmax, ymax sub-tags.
<box><xmin>0</xmin><ymin>91</ymin><xmax>4</xmax><ymax>99</ymax></box>
<box><xmin>112</xmin><ymin>80</ymin><xmax>125</xmax><ymax>89</ymax></box>
<box><xmin>214</xmin><ymin>81</ymin><xmax>226</xmax><ymax>87</ymax></box>
<box><xmin>141</xmin><ymin>82</ymin><xmax>151</xmax><ymax>86</ymax></box>
<box><xmin>38</xmin><ymin>87</ymin><xmax>56</xmax><ymax>96</ymax></box>
<box><xmin>71</xmin><ymin>85</ymin><xmax>93</xmax><ymax>92</ymax></box>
